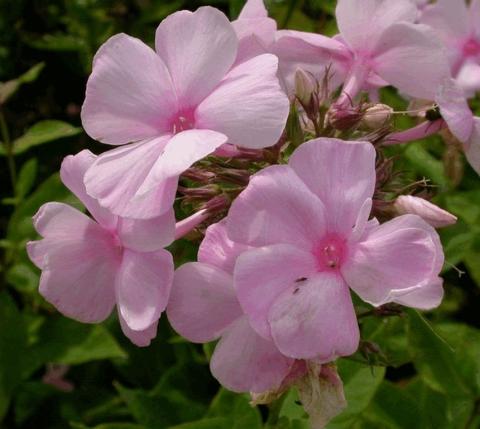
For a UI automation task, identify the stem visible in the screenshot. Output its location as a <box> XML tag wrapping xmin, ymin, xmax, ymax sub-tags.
<box><xmin>0</xmin><ymin>107</ymin><xmax>16</xmax><ymax>191</ymax></box>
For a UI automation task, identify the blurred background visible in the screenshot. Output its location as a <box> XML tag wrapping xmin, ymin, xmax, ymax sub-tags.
<box><xmin>1</xmin><ymin>1</ymin><xmax>479</xmax><ymax>428</ymax></box>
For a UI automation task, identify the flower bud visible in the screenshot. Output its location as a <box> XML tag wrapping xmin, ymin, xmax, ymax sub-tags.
<box><xmin>327</xmin><ymin>104</ymin><xmax>363</xmax><ymax>130</ymax></box>
<box><xmin>393</xmin><ymin>195</ymin><xmax>457</xmax><ymax>228</ymax></box>
<box><xmin>361</xmin><ymin>103</ymin><xmax>393</xmax><ymax>129</ymax></box>
<box><xmin>295</xmin><ymin>68</ymin><xmax>316</xmax><ymax>107</ymax></box>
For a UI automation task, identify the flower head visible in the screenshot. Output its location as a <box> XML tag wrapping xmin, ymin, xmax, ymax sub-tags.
<box><xmin>81</xmin><ymin>6</ymin><xmax>289</xmax><ymax>219</ymax></box>
<box><xmin>227</xmin><ymin>138</ymin><xmax>445</xmax><ymax>360</ymax></box>
<box><xmin>27</xmin><ymin>150</ymin><xmax>175</xmax><ymax>346</ymax></box>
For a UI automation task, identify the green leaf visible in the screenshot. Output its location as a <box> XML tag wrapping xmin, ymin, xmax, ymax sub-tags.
<box><xmin>11</xmin><ymin>120</ymin><xmax>82</xmax><ymax>155</ymax></box>
<box><xmin>26</xmin><ymin>33</ymin><xmax>86</xmax><ymax>52</ymax></box>
<box><xmin>23</xmin><ymin>317</ymin><xmax>126</xmax><ymax>378</ymax></box>
<box><xmin>0</xmin><ymin>292</ymin><xmax>28</xmax><ymax>419</ymax></box>
<box><xmin>16</xmin><ymin>158</ymin><xmax>38</xmax><ymax>200</ymax></box>
<box><xmin>206</xmin><ymin>388</ymin><xmax>262</xmax><ymax>429</ymax></box>
<box><xmin>327</xmin><ymin>360</ymin><xmax>385</xmax><ymax>428</ymax></box>
<box><xmin>71</xmin><ymin>424</ymin><xmax>146</xmax><ymax>429</ymax></box>
<box><xmin>445</xmin><ymin>191</ymin><xmax>480</xmax><ymax>225</ymax></box>
<box><xmin>406</xmin><ymin>309</ymin><xmax>471</xmax><ymax>398</ymax></box>
<box><xmin>168</xmin><ymin>418</ymin><xmax>231</xmax><ymax>429</ymax></box>
<box><xmin>403</xmin><ymin>142</ymin><xmax>448</xmax><ymax>188</ymax></box>
<box><xmin>6</xmin><ymin>263</ymin><xmax>39</xmax><ymax>293</ymax></box>
<box><xmin>0</xmin><ymin>62</ymin><xmax>45</xmax><ymax>104</ymax></box>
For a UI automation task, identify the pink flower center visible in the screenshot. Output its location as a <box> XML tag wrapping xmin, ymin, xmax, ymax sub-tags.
<box><xmin>462</xmin><ymin>38</ymin><xmax>480</xmax><ymax>57</ymax></box>
<box><xmin>313</xmin><ymin>234</ymin><xmax>348</xmax><ymax>272</ymax></box>
<box><xmin>170</xmin><ymin>109</ymin><xmax>196</xmax><ymax>134</ymax></box>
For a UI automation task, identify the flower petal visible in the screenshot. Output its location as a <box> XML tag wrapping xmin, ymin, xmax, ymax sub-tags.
<box><xmin>84</xmin><ymin>136</ymin><xmax>177</xmax><ymax>219</ymax></box>
<box><xmin>198</xmin><ymin>220</ymin><xmax>251</xmax><ymax>274</ymax></box>
<box><xmin>227</xmin><ymin>165</ymin><xmax>327</xmax><ymax>248</ymax></box>
<box><xmin>465</xmin><ymin>118</ymin><xmax>480</xmax><ymax>175</ymax></box>
<box><xmin>436</xmin><ymin>78</ymin><xmax>473</xmax><ymax>143</ymax></box>
<box><xmin>372</xmin><ymin>23</ymin><xmax>450</xmax><ymax>100</ymax></box>
<box><xmin>456</xmin><ymin>61</ymin><xmax>480</xmax><ymax>96</ymax></box>
<box><xmin>234</xmin><ymin>244</ymin><xmax>318</xmax><ymax>339</ymax></box>
<box><xmin>289</xmin><ymin>138</ymin><xmax>375</xmax><ymax>236</ymax></box>
<box><xmin>144</xmin><ymin>130</ymin><xmax>228</xmax><ymax>185</ymax></box>
<box><xmin>342</xmin><ymin>215</ymin><xmax>444</xmax><ymax>307</ymax></box>
<box><xmin>60</xmin><ymin>150</ymin><xmax>117</xmax><ymax>230</ymax></box>
<box><xmin>336</xmin><ymin>0</ymin><xmax>417</xmax><ymax>51</ymax></box>
<box><xmin>210</xmin><ymin>316</ymin><xmax>293</xmax><ymax>393</ymax></box>
<box><xmin>28</xmin><ymin>203</ymin><xmax>117</xmax><ymax>323</ymax></box>
<box><xmin>116</xmin><ymin>210</ymin><xmax>175</xmax><ymax>252</ymax></box>
<box><xmin>238</xmin><ymin>0</ymin><xmax>268</xmax><ymax>19</ymax></box>
<box><xmin>196</xmin><ymin>54</ymin><xmax>289</xmax><ymax>149</ymax></box>
<box><xmin>268</xmin><ymin>272</ymin><xmax>360</xmax><ymax>360</ymax></box>
<box><xmin>82</xmin><ymin>34</ymin><xmax>176</xmax><ymax>145</ymax></box>
<box><xmin>116</xmin><ymin>248</ymin><xmax>173</xmax><ymax>331</ymax></box>
<box><xmin>119</xmin><ymin>312</ymin><xmax>158</xmax><ymax>347</ymax></box>
<box><xmin>155</xmin><ymin>7</ymin><xmax>237</xmax><ymax>106</ymax></box>
<box><xmin>420</xmin><ymin>0</ymin><xmax>470</xmax><ymax>42</ymax></box>
<box><xmin>167</xmin><ymin>263</ymin><xmax>242</xmax><ymax>343</ymax></box>
<box><xmin>391</xmin><ymin>277</ymin><xmax>444</xmax><ymax>310</ymax></box>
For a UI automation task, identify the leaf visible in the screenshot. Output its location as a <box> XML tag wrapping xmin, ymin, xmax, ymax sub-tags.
<box><xmin>403</xmin><ymin>142</ymin><xmax>448</xmax><ymax>188</ymax></box>
<box><xmin>6</xmin><ymin>263</ymin><xmax>39</xmax><ymax>293</ymax></box>
<box><xmin>11</xmin><ymin>120</ymin><xmax>82</xmax><ymax>155</ymax></box>
<box><xmin>206</xmin><ymin>388</ymin><xmax>262</xmax><ymax>429</ymax></box>
<box><xmin>327</xmin><ymin>360</ymin><xmax>385</xmax><ymax>427</ymax></box>
<box><xmin>26</xmin><ymin>33</ymin><xmax>86</xmax><ymax>52</ymax></box>
<box><xmin>0</xmin><ymin>62</ymin><xmax>45</xmax><ymax>104</ymax></box>
<box><xmin>406</xmin><ymin>309</ymin><xmax>471</xmax><ymax>398</ymax></box>
<box><xmin>0</xmin><ymin>292</ymin><xmax>28</xmax><ymax>419</ymax></box>
<box><xmin>445</xmin><ymin>191</ymin><xmax>480</xmax><ymax>225</ymax></box>
<box><xmin>16</xmin><ymin>158</ymin><xmax>38</xmax><ymax>199</ymax></box>
<box><xmin>168</xmin><ymin>418</ymin><xmax>231</xmax><ymax>429</ymax></box>
<box><xmin>23</xmin><ymin>317</ymin><xmax>126</xmax><ymax>378</ymax></box>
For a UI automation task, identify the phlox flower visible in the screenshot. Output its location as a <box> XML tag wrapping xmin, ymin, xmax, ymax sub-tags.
<box><xmin>227</xmin><ymin>138</ymin><xmax>445</xmax><ymax>361</ymax></box>
<box><xmin>274</xmin><ymin>0</ymin><xmax>450</xmax><ymax>102</ymax></box>
<box><xmin>81</xmin><ymin>6</ymin><xmax>289</xmax><ymax>219</ymax></box>
<box><xmin>167</xmin><ymin>221</ymin><xmax>294</xmax><ymax>393</ymax></box>
<box><xmin>421</xmin><ymin>0</ymin><xmax>480</xmax><ymax>96</ymax></box>
<box><xmin>27</xmin><ymin>150</ymin><xmax>175</xmax><ymax>346</ymax></box>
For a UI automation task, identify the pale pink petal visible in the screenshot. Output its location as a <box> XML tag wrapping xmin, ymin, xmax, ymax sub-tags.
<box><xmin>116</xmin><ymin>248</ymin><xmax>173</xmax><ymax>331</ymax></box>
<box><xmin>336</xmin><ymin>0</ymin><xmax>417</xmax><ymax>51</ymax></box>
<box><xmin>233</xmin><ymin>18</ymin><xmax>276</xmax><ymax>65</ymax></box>
<box><xmin>465</xmin><ymin>117</ymin><xmax>480</xmax><ymax>175</ymax></box>
<box><xmin>420</xmin><ymin>0</ymin><xmax>470</xmax><ymax>42</ymax></box>
<box><xmin>436</xmin><ymin>78</ymin><xmax>473</xmax><ymax>143</ymax></box>
<box><xmin>456</xmin><ymin>61</ymin><xmax>480</xmax><ymax>96</ymax></box>
<box><xmin>155</xmin><ymin>7</ymin><xmax>237</xmax><ymax>106</ymax></box>
<box><xmin>210</xmin><ymin>316</ymin><xmax>293</xmax><ymax>393</ymax></box>
<box><xmin>394</xmin><ymin>196</ymin><xmax>457</xmax><ymax>228</ymax></box>
<box><xmin>272</xmin><ymin>33</ymin><xmax>349</xmax><ymax>96</ymax></box>
<box><xmin>226</xmin><ymin>165</ymin><xmax>327</xmax><ymax>248</ymax></box>
<box><xmin>60</xmin><ymin>150</ymin><xmax>117</xmax><ymax>230</ymax></box>
<box><xmin>342</xmin><ymin>215</ymin><xmax>444</xmax><ymax>307</ymax></box>
<box><xmin>81</xmin><ymin>34</ymin><xmax>176</xmax><ymax>145</ymax></box>
<box><xmin>471</xmin><ymin>0</ymin><xmax>480</xmax><ymax>38</ymax></box>
<box><xmin>196</xmin><ymin>54</ymin><xmax>289</xmax><ymax>149</ymax></box>
<box><xmin>28</xmin><ymin>204</ymin><xmax>117</xmax><ymax>323</ymax></box>
<box><xmin>391</xmin><ymin>277</ymin><xmax>444</xmax><ymax>310</ymax></box>
<box><xmin>268</xmin><ymin>272</ymin><xmax>360</xmax><ymax>360</ymax></box>
<box><xmin>143</xmin><ymin>130</ymin><xmax>228</xmax><ymax>186</ymax></box>
<box><xmin>116</xmin><ymin>210</ymin><xmax>175</xmax><ymax>252</ymax></box>
<box><xmin>198</xmin><ymin>220</ymin><xmax>251</xmax><ymax>274</ymax></box>
<box><xmin>373</xmin><ymin>23</ymin><xmax>451</xmax><ymax>100</ymax></box>
<box><xmin>119</xmin><ymin>312</ymin><xmax>158</xmax><ymax>347</ymax></box>
<box><xmin>238</xmin><ymin>0</ymin><xmax>268</xmax><ymax>19</ymax></box>
<box><xmin>84</xmin><ymin>136</ymin><xmax>178</xmax><ymax>219</ymax></box>
<box><xmin>167</xmin><ymin>263</ymin><xmax>242</xmax><ymax>343</ymax></box>
<box><xmin>289</xmin><ymin>138</ymin><xmax>375</xmax><ymax>236</ymax></box>
<box><xmin>233</xmin><ymin>244</ymin><xmax>318</xmax><ymax>339</ymax></box>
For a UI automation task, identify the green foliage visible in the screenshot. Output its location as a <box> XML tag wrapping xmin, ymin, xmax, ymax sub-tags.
<box><xmin>1</xmin><ymin>0</ymin><xmax>480</xmax><ymax>428</ymax></box>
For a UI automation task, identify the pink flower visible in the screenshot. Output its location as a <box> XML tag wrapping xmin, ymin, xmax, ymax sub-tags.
<box><xmin>227</xmin><ymin>138</ymin><xmax>445</xmax><ymax>361</ymax></box>
<box><xmin>27</xmin><ymin>150</ymin><xmax>175</xmax><ymax>347</ymax></box>
<box><xmin>275</xmin><ymin>0</ymin><xmax>450</xmax><ymax>102</ymax></box>
<box><xmin>167</xmin><ymin>221</ymin><xmax>294</xmax><ymax>393</ymax></box>
<box><xmin>421</xmin><ymin>0</ymin><xmax>480</xmax><ymax>96</ymax></box>
<box><xmin>394</xmin><ymin>195</ymin><xmax>457</xmax><ymax>228</ymax></box>
<box><xmin>81</xmin><ymin>6</ymin><xmax>289</xmax><ymax>219</ymax></box>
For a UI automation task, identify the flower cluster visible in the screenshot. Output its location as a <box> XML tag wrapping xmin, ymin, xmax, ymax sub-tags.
<box><xmin>28</xmin><ymin>0</ymin><xmax>477</xmax><ymax>426</ymax></box>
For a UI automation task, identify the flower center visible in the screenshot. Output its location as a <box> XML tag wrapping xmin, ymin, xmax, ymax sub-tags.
<box><xmin>462</xmin><ymin>38</ymin><xmax>480</xmax><ymax>57</ymax></box>
<box><xmin>170</xmin><ymin>109</ymin><xmax>196</xmax><ymax>134</ymax></box>
<box><xmin>313</xmin><ymin>234</ymin><xmax>347</xmax><ymax>272</ymax></box>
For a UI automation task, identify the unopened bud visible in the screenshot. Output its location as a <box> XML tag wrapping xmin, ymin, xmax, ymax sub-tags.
<box><xmin>394</xmin><ymin>195</ymin><xmax>457</xmax><ymax>228</ymax></box>
<box><xmin>295</xmin><ymin>68</ymin><xmax>316</xmax><ymax>107</ymax></box>
<box><xmin>361</xmin><ymin>104</ymin><xmax>393</xmax><ymax>129</ymax></box>
<box><xmin>327</xmin><ymin>104</ymin><xmax>363</xmax><ymax>130</ymax></box>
